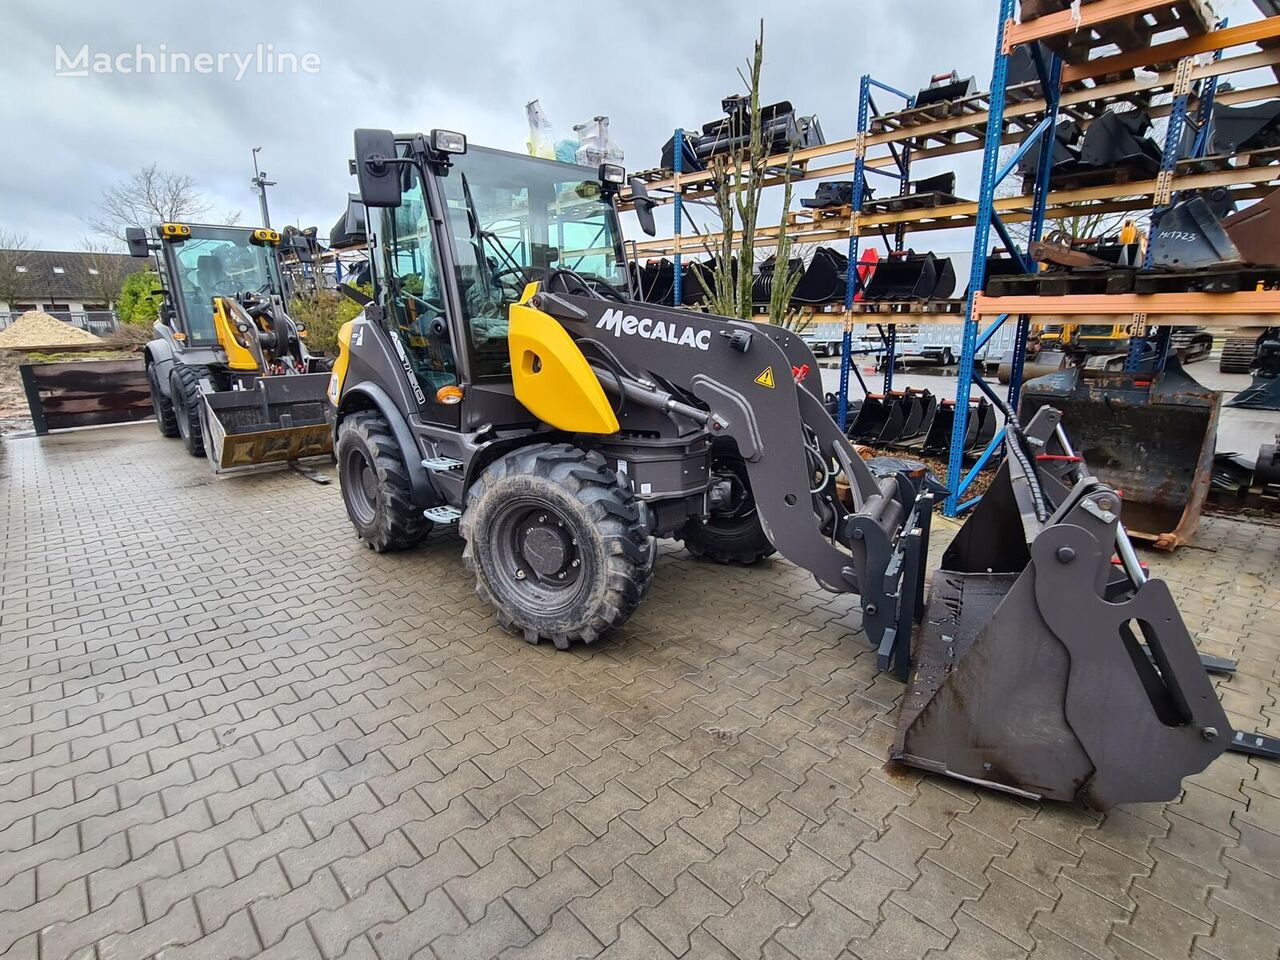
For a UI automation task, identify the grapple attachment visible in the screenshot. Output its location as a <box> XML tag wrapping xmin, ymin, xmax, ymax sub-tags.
<box><xmin>200</xmin><ymin>373</ymin><xmax>333</xmax><ymax>474</ymax></box>
<box><xmin>894</xmin><ymin>407</ymin><xmax>1230</xmax><ymax>809</ymax></box>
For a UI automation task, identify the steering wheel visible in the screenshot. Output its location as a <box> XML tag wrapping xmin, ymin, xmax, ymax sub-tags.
<box><xmin>543</xmin><ymin>268</ymin><xmax>626</xmax><ymax>303</ymax></box>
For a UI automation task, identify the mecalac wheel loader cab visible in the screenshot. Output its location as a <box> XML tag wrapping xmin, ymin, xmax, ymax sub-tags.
<box><xmin>127</xmin><ymin>222</ymin><xmax>333</xmax><ymax>473</ymax></box>
<box><xmin>330</xmin><ymin>128</ymin><xmax>1233</xmax><ymax>809</ymax></box>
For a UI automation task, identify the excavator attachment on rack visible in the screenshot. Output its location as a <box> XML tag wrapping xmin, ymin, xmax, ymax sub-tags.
<box><xmin>894</xmin><ymin>407</ymin><xmax>1231</xmax><ymax>809</ymax></box>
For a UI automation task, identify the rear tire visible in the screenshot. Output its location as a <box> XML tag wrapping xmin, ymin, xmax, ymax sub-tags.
<box><xmin>171</xmin><ymin>363</ymin><xmax>209</xmax><ymax>457</ymax></box>
<box><xmin>460</xmin><ymin>443</ymin><xmax>655</xmax><ymax>649</ymax></box>
<box><xmin>678</xmin><ymin>443</ymin><xmax>776</xmax><ymax>565</ymax></box>
<box><xmin>336</xmin><ymin>411</ymin><xmax>432</xmax><ymax>552</ymax></box>
<box><xmin>147</xmin><ymin>362</ymin><xmax>179</xmax><ymax>438</ymax></box>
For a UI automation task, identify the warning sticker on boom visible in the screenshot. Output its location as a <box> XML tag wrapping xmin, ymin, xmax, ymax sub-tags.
<box><xmin>754</xmin><ymin>367</ymin><xmax>775</xmax><ymax>389</ymax></box>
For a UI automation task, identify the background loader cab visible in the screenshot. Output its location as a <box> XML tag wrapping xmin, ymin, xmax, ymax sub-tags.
<box><xmin>128</xmin><ymin>222</ymin><xmax>333</xmax><ymax>472</ymax></box>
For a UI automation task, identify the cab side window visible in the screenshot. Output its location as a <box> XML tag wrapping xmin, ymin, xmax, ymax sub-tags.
<box><xmin>380</xmin><ymin>165</ymin><xmax>457</xmax><ymax>399</ymax></box>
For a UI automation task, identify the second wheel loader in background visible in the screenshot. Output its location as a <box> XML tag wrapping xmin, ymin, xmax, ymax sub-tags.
<box><xmin>325</xmin><ymin>127</ymin><xmax>1236</xmax><ymax>809</ymax></box>
<box><xmin>128</xmin><ymin>222</ymin><xmax>334</xmax><ymax>474</ymax></box>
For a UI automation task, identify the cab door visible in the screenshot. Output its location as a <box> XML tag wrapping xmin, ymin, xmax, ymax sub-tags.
<box><xmin>377</xmin><ymin>162</ymin><xmax>461</xmax><ymax>428</ymax></box>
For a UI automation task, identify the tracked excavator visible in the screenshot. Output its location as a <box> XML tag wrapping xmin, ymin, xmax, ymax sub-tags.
<box><xmin>327</xmin><ymin>128</ymin><xmax>1236</xmax><ymax>809</ymax></box>
<box><xmin>129</xmin><ymin>223</ymin><xmax>333</xmax><ymax>474</ymax></box>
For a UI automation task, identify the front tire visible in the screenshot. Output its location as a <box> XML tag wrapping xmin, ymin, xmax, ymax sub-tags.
<box><xmin>460</xmin><ymin>443</ymin><xmax>655</xmax><ymax>649</ymax></box>
<box><xmin>171</xmin><ymin>363</ymin><xmax>209</xmax><ymax>457</ymax></box>
<box><xmin>336</xmin><ymin>411</ymin><xmax>432</xmax><ymax>552</ymax></box>
<box><xmin>147</xmin><ymin>362</ymin><xmax>179</xmax><ymax>438</ymax></box>
<box><xmin>678</xmin><ymin>443</ymin><xmax>776</xmax><ymax>565</ymax></box>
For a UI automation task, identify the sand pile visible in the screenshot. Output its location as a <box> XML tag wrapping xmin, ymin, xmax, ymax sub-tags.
<box><xmin>0</xmin><ymin>311</ymin><xmax>101</xmax><ymax>348</ymax></box>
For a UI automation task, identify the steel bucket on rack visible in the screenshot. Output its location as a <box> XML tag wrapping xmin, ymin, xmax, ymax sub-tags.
<box><xmin>862</xmin><ymin>252</ymin><xmax>941</xmax><ymax>302</ymax></box>
<box><xmin>921</xmin><ymin>397</ymin><xmax>989</xmax><ymax>454</ymax></box>
<box><xmin>847</xmin><ymin>395</ymin><xmax>894</xmax><ymax>441</ymax></box>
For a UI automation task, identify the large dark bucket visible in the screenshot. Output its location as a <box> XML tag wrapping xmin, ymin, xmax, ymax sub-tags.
<box><xmin>894</xmin><ymin>407</ymin><xmax>1231</xmax><ymax>809</ymax></box>
<box><xmin>1019</xmin><ymin>358</ymin><xmax>1219</xmax><ymax>549</ymax></box>
<box><xmin>847</xmin><ymin>395</ymin><xmax>893</xmax><ymax>441</ymax></box>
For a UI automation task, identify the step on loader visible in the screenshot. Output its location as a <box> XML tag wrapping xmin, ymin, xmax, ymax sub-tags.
<box><xmin>329</xmin><ymin>128</ymin><xmax>1233</xmax><ymax>808</ymax></box>
<box><xmin>128</xmin><ymin>223</ymin><xmax>333</xmax><ymax>474</ymax></box>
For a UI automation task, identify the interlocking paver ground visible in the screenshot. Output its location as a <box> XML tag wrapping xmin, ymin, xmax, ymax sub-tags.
<box><xmin>2</xmin><ymin>422</ymin><xmax>1278</xmax><ymax>959</ymax></box>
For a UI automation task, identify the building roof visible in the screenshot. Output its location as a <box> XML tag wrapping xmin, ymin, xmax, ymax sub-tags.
<box><xmin>1</xmin><ymin>248</ymin><xmax>144</xmax><ymax>303</ymax></box>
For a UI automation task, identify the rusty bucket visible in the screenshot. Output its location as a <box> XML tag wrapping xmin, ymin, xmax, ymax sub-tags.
<box><xmin>1018</xmin><ymin>357</ymin><xmax>1218</xmax><ymax>549</ymax></box>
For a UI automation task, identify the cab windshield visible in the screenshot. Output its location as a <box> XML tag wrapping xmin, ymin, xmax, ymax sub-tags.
<box><xmin>169</xmin><ymin>227</ymin><xmax>282</xmax><ymax>342</ymax></box>
<box><xmin>439</xmin><ymin>147</ymin><xmax>627</xmax><ymax>379</ymax></box>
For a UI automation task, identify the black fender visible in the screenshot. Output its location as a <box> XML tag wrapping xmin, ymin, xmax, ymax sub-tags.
<box><xmin>144</xmin><ymin>339</ymin><xmax>176</xmax><ymax>400</ymax></box>
<box><xmin>337</xmin><ymin>382</ymin><xmax>438</xmax><ymax>507</ymax></box>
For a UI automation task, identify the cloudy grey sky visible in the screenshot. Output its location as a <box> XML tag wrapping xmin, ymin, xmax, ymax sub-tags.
<box><xmin>0</xmin><ymin>0</ymin><xmax>1266</xmax><ymax>252</ymax></box>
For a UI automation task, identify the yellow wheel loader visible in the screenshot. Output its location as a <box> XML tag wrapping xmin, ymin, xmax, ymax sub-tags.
<box><xmin>326</xmin><ymin>128</ymin><xmax>1242</xmax><ymax>808</ymax></box>
<box><xmin>127</xmin><ymin>223</ymin><xmax>333</xmax><ymax>474</ymax></box>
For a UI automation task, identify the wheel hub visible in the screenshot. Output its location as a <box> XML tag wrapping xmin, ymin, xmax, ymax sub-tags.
<box><xmin>519</xmin><ymin>520</ymin><xmax>573</xmax><ymax>577</ymax></box>
<box><xmin>359</xmin><ymin>461</ymin><xmax>378</xmax><ymax>504</ymax></box>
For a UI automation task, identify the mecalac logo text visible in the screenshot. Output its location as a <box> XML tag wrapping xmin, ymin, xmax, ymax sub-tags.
<box><xmin>596</xmin><ymin>308</ymin><xmax>712</xmax><ymax>351</ymax></box>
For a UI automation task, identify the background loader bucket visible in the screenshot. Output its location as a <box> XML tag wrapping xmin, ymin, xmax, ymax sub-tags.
<box><xmin>894</xmin><ymin>409</ymin><xmax>1230</xmax><ymax>809</ymax></box>
<box><xmin>200</xmin><ymin>373</ymin><xmax>333</xmax><ymax>474</ymax></box>
<box><xmin>1019</xmin><ymin>359</ymin><xmax>1218</xmax><ymax>549</ymax></box>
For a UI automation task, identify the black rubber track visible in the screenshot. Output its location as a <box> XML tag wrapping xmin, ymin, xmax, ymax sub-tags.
<box><xmin>460</xmin><ymin>443</ymin><xmax>655</xmax><ymax>649</ymax></box>
<box><xmin>336</xmin><ymin>411</ymin><xmax>433</xmax><ymax>553</ymax></box>
<box><xmin>1220</xmin><ymin>337</ymin><xmax>1256</xmax><ymax>374</ymax></box>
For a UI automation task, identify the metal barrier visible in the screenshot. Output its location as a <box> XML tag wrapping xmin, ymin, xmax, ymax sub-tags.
<box><xmin>0</xmin><ymin>310</ymin><xmax>121</xmax><ymax>336</ymax></box>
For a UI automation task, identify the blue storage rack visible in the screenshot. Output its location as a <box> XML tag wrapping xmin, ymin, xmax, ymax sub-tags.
<box><xmin>629</xmin><ymin>3</ymin><xmax>1266</xmax><ymax>520</ymax></box>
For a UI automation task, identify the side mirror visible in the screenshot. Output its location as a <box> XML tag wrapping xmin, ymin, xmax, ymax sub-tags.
<box><xmin>125</xmin><ymin>227</ymin><xmax>150</xmax><ymax>258</ymax></box>
<box><xmin>352</xmin><ymin>128</ymin><xmax>402</xmax><ymax>208</ymax></box>
<box><xmin>629</xmin><ymin>178</ymin><xmax>658</xmax><ymax>237</ymax></box>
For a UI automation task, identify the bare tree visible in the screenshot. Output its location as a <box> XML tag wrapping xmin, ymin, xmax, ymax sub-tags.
<box><xmin>88</xmin><ymin>163</ymin><xmax>241</xmax><ymax>241</ymax></box>
<box><xmin>695</xmin><ymin>22</ymin><xmax>805</xmax><ymax>327</ymax></box>
<box><xmin>79</xmin><ymin>237</ymin><xmax>135</xmax><ymax>308</ymax></box>
<box><xmin>0</xmin><ymin>229</ymin><xmax>34</xmax><ymax>311</ymax></box>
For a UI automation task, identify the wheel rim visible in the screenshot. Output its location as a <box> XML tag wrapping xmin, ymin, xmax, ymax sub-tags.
<box><xmin>487</xmin><ymin>498</ymin><xmax>585</xmax><ymax>613</ymax></box>
<box><xmin>341</xmin><ymin>446</ymin><xmax>379</xmax><ymax>526</ymax></box>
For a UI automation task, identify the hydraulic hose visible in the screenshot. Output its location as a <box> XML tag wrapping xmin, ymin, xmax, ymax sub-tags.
<box><xmin>971</xmin><ymin>375</ymin><xmax>1050</xmax><ymax>522</ymax></box>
